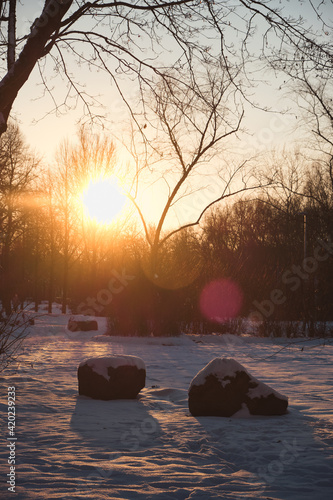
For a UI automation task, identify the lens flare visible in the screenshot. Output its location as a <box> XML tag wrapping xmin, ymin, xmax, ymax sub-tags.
<box><xmin>200</xmin><ymin>278</ymin><xmax>243</xmax><ymax>322</ymax></box>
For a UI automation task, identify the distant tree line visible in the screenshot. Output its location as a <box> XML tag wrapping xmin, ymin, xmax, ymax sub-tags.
<box><xmin>1</xmin><ymin>123</ymin><xmax>332</xmax><ymax>334</ymax></box>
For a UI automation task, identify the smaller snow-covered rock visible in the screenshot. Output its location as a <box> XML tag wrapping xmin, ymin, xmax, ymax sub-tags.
<box><xmin>188</xmin><ymin>358</ymin><xmax>288</xmax><ymax>417</ymax></box>
<box><xmin>78</xmin><ymin>355</ymin><xmax>145</xmax><ymax>400</ymax></box>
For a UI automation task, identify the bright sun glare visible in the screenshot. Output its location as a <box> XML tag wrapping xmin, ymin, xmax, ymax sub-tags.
<box><xmin>82</xmin><ymin>178</ymin><xmax>126</xmax><ymax>225</ymax></box>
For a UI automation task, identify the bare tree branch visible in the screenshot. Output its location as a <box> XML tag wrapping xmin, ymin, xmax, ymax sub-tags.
<box><xmin>0</xmin><ymin>0</ymin><xmax>331</xmax><ymax>136</ymax></box>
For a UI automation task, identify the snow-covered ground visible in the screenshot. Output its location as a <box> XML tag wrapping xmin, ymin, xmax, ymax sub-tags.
<box><xmin>1</xmin><ymin>305</ymin><xmax>333</xmax><ymax>499</ymax></box>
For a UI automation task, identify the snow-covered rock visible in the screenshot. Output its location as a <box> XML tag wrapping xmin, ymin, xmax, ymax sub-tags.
<box><xmin>188</xmin><ymin>358</ymin><xmax>288</xmax><ymax>417</ymax></box>
<box><xmin>77</xmin><ymin>355</ymin><xmax>146</xmax><ymax>400</ymax></box>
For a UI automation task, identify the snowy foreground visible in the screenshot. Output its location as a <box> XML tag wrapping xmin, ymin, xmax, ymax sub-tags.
<box><xmin>1</xmin><ymin>307</ymin><xmax>333</xmax><ymax>500</ymax></box>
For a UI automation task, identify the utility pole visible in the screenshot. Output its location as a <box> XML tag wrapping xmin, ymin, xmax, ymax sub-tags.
<box><xmin>302</xmin><ymin>212</ymin><xmax>307</xmax><ymax>261</ymax></box>
<box><xmin>300</xmin><ymin>211</ymin><xmax>313</xmax><ymax>334</ymax></box>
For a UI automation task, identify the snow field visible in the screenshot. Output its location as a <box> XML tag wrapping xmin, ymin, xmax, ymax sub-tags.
<box><xmin>0</xmin><ymin>310</ymin><xmax>332</xmax><ymax>499</ymax></box>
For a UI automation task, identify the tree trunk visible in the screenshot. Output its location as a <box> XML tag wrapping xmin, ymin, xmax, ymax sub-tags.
<box><xmin>0</xmin><ymin>0</ymin><xmax>73</xmax><ymax>135</ymax></box>
<box><xmin>1</xmin><ymin>207</ymin><xmax>13</xmax><ymax>316</ymax></box>
<box><xmin>48</xmin><ymin>251</ymin><xmax>55</xmax><ymax>314</ymax></box>
<box><xmin>48</xmin><ymin>186</ymin><xmax>55</xmax><ymax>314</ymax></box>
<box><xmin>33</xmin><ymin>230</ymin><xmax>40</xmax><ymax>313</ymax></box>
<box><xmin>34</xmin><ymin>256</ymin><xmax>39</xmax><ymax>313</ymax></box>
<box><xmin>7</xmin><ymin>0</ymin><xmax>16</xmax><ymax>71</ymax></box>
<box><xmin>62</xmin><ymin>179</ymin><xmax>70</xmax><ymax>315</ymax></box>
<box><xmin>62</xmin><ymin>253</ymin><xmax>68</xmax><ymax>315</ymax></box>
<box><xmin>1</xmin><ymin>248</ymin><xmax>12</xmax><ymax>317</ymax></box>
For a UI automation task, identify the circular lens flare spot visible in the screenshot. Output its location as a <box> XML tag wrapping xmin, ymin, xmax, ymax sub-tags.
<box><xmin>200</xmin><ymin>278</ymin><xmax>243</xmax><ymax>322</ymax></box>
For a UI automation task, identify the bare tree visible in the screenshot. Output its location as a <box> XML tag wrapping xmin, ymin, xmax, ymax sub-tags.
<box><xmin>53</xmin><ymin>140</ymin><xmax>79</xmax><ymax>314</ymax></box>
<box><xmin>125</xmin><ymin>64</ymin><xmax>269</xmax><ymax>284</ymax></box>
<box><xmin>0</xmin><ymin>313</ymin><xmax>32</xmax><ymax>372</ymax></box>
<box><xmin>266</xmin><ymin>43</ymin><xmax>333</xmax><ymax>218</ymax></box>
<box><xmin>269</xmin><ymin>0</ymin><xmax>332</xmax><ymax>184</ymax></box>
<box><xmin>70</xmin><ymin>127</ymin><xmax>120</xmax><ymax>294</ymax></box>
<box><xmin>53</xmin><ymin>126</ymin><xmax>119</xmax><ymax>313</ymax></box>
<box><xmin>297</xmin><ymin>70</ymin><xmax>332</xmax><ymax>193</ymax></box>
<box><xmin>0</xmin><ymin>122</ymin><xmax>39</xmax><ymax>315</ymax></box>
<box><xmin>0</xmin><ymin>1</ymin><xmax>331</xmax><ymax>136</ymax></box>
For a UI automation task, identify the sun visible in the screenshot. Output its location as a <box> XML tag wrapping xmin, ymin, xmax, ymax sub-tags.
<box><xmin>82</xmin><ymin>177</ymin><xmax>126</xmax><ymax>225</ymax></box>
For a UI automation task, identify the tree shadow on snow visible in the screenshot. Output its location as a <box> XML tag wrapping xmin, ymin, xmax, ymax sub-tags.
<box><xmin>69</xmin><ymin>393</ymin><xmax>162</xmax><ymax>454</ymax></box>
<box><xmin>192</xmin><ymin>407</ymin><xmax>333</xmax><ymax>499</ymax></box>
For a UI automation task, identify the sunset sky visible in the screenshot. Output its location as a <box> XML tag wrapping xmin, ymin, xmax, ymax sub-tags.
<box><xmin>11</xmin><ymin>1</ymin><xmax>318</xmax><ymax>164</ymax></box>
<box><xmin>3</xmin><ymin>0</ymin><xmax>328</xmax><ymax>233</ymax></box>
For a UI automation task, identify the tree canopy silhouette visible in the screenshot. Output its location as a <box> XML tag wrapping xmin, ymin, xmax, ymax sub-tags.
<box><xmin>0</xmin><ymin>0</ymin><xmax>331</xmax><ymax>136</ymax></box>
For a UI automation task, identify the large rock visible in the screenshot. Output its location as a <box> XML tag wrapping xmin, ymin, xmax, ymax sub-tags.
<box><xmin>78</xmin><ymin>355</ymin><xmax>146</xmax><ymax>400</ymax></box>
<box><xmin>188</xmin><ymin>358</ymin><xmax>288</xmax><ymax>417</ymax></box>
